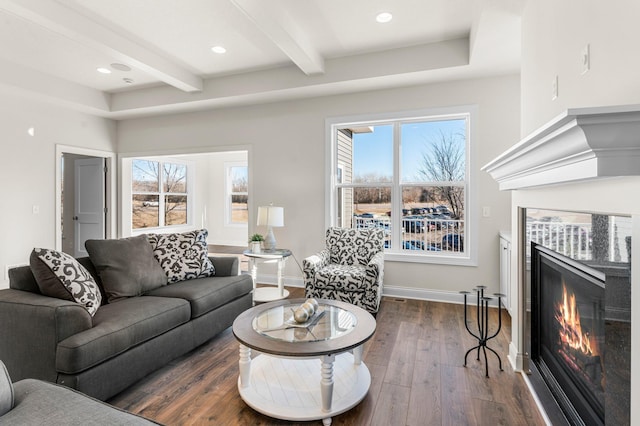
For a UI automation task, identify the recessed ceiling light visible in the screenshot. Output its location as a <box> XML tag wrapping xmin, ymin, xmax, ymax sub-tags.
<box><xmin>211</xmin><ymin>45</ymin><xmax>227</xmax><ymax>54</ymax></box>
<box><xmin>111</xmin><ymin>63</ymin><xmax>131</xmax><ymax>72</ymax></box>
<box><xmin>96</xmin><ymin>67</ymin><xmax>111</xmax><ymax>74</ymax></box>
<box><xmin>376</xmin><ymin>12</ymin><xmax>393</xmax><ymax>23</ymax></box>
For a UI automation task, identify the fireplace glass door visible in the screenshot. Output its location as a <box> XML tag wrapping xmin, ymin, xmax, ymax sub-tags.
<box><xmin>533</xmin><ymin>244</ymin><xmax>605</xmax><ymax>425</ymax></box>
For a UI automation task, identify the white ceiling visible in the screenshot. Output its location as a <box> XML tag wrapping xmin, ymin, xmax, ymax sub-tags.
<box><xmin>0</xmin><ymin>0</ymin><xmax>523</xmax><ymax>119</ymax></box>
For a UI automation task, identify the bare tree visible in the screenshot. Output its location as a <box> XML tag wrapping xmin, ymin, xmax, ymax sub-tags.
<box><xmin>416</xmin><ymin>130</ymin><xmax>465</xmax><ymax>219</ymax></box>
<box><xmin>132</xmin><ymin>160</ymin><xmax>187</xmax><ymax>223</ymax></box>
<box><xmin>353</xmin><ymin>173</ymin><xmax>391</xmax><ymax>204</ymax></box>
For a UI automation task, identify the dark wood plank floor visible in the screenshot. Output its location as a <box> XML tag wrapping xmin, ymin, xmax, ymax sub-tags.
<box><xmin>109</xmin><ymin>287</ymin><xmax>546</xmax><ymax>425</ymax></box>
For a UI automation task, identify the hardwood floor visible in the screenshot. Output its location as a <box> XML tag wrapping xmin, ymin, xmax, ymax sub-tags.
<box><xmin>109</xmin><ymin>287</ymin><xmax>546</xmax><ymax>425</ymax></box>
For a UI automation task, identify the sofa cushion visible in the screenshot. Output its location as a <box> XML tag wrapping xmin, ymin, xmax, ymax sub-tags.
<box><xmin>147</xmin><ymin>229</ymin><xmax>215</xmax><ymax>283</ymax></box>
<box><xmin>85</xmin><ymin>235</ymin><xmax>167</xmax><ymax>303</ymax></box>
<box><xmin>0</xmin><ymin>361</ymin><xmax>14</xmax><ymax>417</ymax></box>
<box><xmin>29</xmin><ymin>248</ymin><xmax>102</xmax><ymax>316</ymax></box>
<box><xmin>56</xmin><ymin>296</ymin><xmax>190</xmax><ymax>374</ymax></box>
<box><xmin>3</xmin><ymin>379</ymin><xmax>159</xmax><ymax>425</ymax></box>
<box><xmin>144</xmin><ymin>274</ymin><xmax>253</xmax><ymax>319</ymax></box>
<box><xmin>314</xmin><ymin>264</ymin><xmax>368</xmax><ymax>290</ymax></box>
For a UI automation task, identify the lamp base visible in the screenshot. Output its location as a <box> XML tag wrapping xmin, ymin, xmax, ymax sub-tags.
<box><xmin>264</xmin><ymin>227</ymin><xmax>276</xmax><ymax>251</ymax></box>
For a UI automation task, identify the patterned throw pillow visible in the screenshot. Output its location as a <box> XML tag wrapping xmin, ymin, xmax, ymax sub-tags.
<box><xmin>30</xmin><ymin>248</ymin><xmax>102</xmax><ymax>316</ymax></box>
<box><xmin>147</xmin><ymin>229</ymin><xmax>215</xmax><ymax>283</ymax></box>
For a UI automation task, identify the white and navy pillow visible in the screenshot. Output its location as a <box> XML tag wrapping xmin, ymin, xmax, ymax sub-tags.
<box><xmin>30</xmin><ymin>248</ymin><xmax>102</xmax><ymax>316</ymax></box>
<box><xmin>147</xmin><ymin>229</ymin><xmax>215</xmax><ymax>283</ymax></box>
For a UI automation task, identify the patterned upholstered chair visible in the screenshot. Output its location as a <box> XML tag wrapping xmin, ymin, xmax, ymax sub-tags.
<box><xmin>303</xmin><ymin>227</ymin><xmax>385</xmax><ymax>314</ymax></box>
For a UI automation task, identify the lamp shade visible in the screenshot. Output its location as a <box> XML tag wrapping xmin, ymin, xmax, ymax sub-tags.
<box><xmin>257</xmin><ymin>206</ymin><xmax>284</xmax><ymax>227</ymax></box>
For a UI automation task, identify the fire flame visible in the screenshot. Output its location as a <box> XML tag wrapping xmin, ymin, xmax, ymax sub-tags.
<box><xmin>554</xmin><ymin>284</ymin><xmax>596</xmax><ymax>356</ymax></box>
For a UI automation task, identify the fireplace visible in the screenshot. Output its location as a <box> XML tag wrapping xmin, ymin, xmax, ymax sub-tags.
<box><xmin>482</xmin><ymin>106</ymin><xmax>638</xmax><ymax>423</ymax></box>
<box><xmin>526</xmin><ymin>209</ymin><xmax>631</xmax><ymax>426</ymax></box>
<box><xmin>531</xmin><ymin>243</ymin><xmax>605</xmax><ymax>425</ymax></box>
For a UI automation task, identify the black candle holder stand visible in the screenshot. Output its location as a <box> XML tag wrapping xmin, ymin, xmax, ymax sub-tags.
<box><xmin>460</xmin><ymin>286</ymin><xmax>505</xmax><ymax>377</ymax></box>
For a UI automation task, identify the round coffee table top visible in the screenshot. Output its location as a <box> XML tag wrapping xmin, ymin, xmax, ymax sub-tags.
<box><xmin>232</xmin><ymin>298</ymin><xmax>376</xmax><ymax>357</ymax></box>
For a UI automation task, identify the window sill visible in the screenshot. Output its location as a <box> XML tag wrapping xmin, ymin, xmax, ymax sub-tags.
<box><xmin>384</xmin><ymin>251</ymin><xmax>477</xmax><ymax>266</ymax></box>
<box><xmin>131</xmin><ymin>224</ymin><xmax>194</xmax><ymax>236</ymax></box>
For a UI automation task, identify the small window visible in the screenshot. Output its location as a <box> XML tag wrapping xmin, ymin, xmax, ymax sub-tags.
<box><xmin>132</xmin><ymin>159</ymin><xmax>190</xmax><ymax>230</ymax></box>
<box><xmin>226</xmin><ymin>163</ymin><xmax>248</xmax><ymax>225</ymax></box>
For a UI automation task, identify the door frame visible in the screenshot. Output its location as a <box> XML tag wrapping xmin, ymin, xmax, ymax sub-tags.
<box><xmin>55</xmin><ymin>144</ymin><xmax>116</xmax><ymax>252</ymax></box>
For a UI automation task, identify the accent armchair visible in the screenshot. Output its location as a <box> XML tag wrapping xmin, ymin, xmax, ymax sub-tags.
<box><xmin>303</xmin><ymin>227</ymin><xmax>385</xmax><ymax>314</ymax></box>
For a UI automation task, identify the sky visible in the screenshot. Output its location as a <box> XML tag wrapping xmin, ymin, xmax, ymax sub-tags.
<box><xmin>352</xmin><ymin>118</ymin><xmax>466</xmax><ymax>181</ymax></box>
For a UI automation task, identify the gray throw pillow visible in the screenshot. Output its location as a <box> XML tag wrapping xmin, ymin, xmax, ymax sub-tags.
<box><xmin>30</xmin><ymin>248</ymin><xmax>102</xmax><ymax>316</ymax></box>
<box><xmin>85</xmin><ymin>235</ymin><xmax>167</xmax><ymax>303</ymax></box>
<box><xmin>148</xmin><ymin>229</ymin><xmax>215</xmax><ymax>283</ymax></box>
<box><xmin>0</xmin><ymin>361</ymin><xmax>14</xmax><ymax>416</ymax></box>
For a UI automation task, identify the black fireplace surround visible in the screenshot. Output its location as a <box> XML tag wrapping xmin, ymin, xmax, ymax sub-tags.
<box><xmin>530</xmin><ymin>242</ymin><xmax>630</xmax><ymax>426</ymax></box>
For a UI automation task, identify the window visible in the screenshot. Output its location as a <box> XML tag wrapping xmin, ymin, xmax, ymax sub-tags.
<box><xmin>226</xmin><ymin>163</ymin><xmax>248</xmax><ymax>225</ymax></box>
<box><xmin>132</xmin><ymin>159</ymin><xmax>191</xmax><ymax>229</ymax></box>
<box><xmin>328</xmin><ymin>107</ymin><xmax>476</xmax><ymax>264</ymax></box>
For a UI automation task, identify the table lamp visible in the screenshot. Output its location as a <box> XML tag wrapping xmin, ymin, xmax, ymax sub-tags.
<box><xmin>257</xmin><ymin>205</ymin><xmax>284</xmax><ymax>250</ymax></box>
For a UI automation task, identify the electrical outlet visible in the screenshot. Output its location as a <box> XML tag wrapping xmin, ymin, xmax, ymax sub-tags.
<box><xmin>551</xmin><ymin>75</ymin><xmax>558</xmax><ymax>100</ymax></box>
<box><xmin>581</xmin><ymin>44</ymin><xmax>590</xmax><ymax>74</ymax></box>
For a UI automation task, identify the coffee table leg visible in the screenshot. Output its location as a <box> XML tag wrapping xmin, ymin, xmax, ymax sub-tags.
<box><xmin>353</xmin><ymin>345</ymin><xmax>363</xmax><ymax>365</ymax></box>
<box><xmin>321</xmin><ymin>354</ymin><xmax>335</xmax><ymax>425</ymax></box>
<box><xmin>239</xmin><ymin>344</ymin><xmax>251</xmax><ymax>388</ymax></box>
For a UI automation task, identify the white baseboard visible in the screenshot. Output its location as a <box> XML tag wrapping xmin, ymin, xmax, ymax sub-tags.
<box><xmin>254</xmin><ymin>277</ymin><xmax>506</xmax><ymax>308</ymax></box>
<box><xmin>382</xmin><ymin>285</ymin><xmax>504</xmax><ymax>308</ymax></box>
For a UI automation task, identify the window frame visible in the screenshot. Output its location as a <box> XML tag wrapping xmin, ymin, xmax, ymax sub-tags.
<box><xmin>225</xmin><ymin>161</ymin><xmax>249</xmax><ymax>227</ymax></box>
<box><xmin>130</xmin><ymin>157</ymin><xmax>195</xmax><ymax>233</ymax></box>
<box><xmin>325</xmin><ymin>106</ymin><xmax>478</xmax><ymax>266</ymax></box>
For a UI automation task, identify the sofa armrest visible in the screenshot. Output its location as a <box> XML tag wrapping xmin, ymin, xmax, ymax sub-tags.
<box><xmin>0</xmin><ymin>289</ymin><xmax>92</xmax><ymax>383</ymax></box>
<box><xmin>209</xmin><ymin>256</ymin><xmax>239</xmax><ymax>276</ymax></box>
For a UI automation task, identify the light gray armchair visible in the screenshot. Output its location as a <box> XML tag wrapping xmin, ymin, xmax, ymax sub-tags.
<box><xmin>303</xmin><ymin>227</ymin><xmax>385</xmax><ymax>314</ymax></box>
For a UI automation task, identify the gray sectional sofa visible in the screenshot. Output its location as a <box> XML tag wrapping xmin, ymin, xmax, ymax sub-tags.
<box><xmin>0</xmin><ymin>232</ymin><xmax>253</xmax><ymax>401</ymax></box>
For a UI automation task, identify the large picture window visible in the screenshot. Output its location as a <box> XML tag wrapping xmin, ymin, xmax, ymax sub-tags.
<box><xmin>132</xmin><ymin>159</ymin><xmax>191</xmax><ymax>229</ymax></box>
<box><xmin>328</xmin><ymin>107</ymin><xmax>475</xmax><ymax>264</ymax></box>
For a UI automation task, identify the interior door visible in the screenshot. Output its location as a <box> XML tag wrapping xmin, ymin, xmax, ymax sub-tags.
<box><xmin>74</xmin><ymin>157</ymin><xmax>106</xmax><ymax>257</ymax></box>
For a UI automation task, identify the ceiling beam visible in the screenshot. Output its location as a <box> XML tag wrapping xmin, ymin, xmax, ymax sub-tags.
<box><xmin>0</xmin><ymin>57</ymin><xmax>111</xmax><ymax>116</ymax></box>
<box><xmin>229</xmin><ymin>0</ymin><xmax>325</xmax><ymax>75</ymax></box>
<box><xmin>0</xmin><ymin>0</ymin><xmax>203</xmax><ymax>92</ymax></box>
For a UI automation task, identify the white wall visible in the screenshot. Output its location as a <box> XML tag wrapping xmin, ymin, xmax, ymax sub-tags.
<box><xmin>0</xmin><ymin>94</ymin><xmax>116</xmax><ymax>289</ymax></box>
<box><xmin>521</xmin><ymin>0</ymin><xmax>640</xmax><ymax>136</ymax></box>
<box><xmin>117</xmin><ymin>74</ymin><xmax>520</xmax><ymax>295</ymax></box>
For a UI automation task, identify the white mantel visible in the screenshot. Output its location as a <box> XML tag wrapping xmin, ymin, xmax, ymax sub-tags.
<box><xmin>482</xmin><ymin>104</ymin><xmax>640</xmax><ymax>190</ymax></box>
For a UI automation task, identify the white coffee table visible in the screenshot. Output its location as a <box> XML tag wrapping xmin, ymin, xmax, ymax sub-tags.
<box><xmin>243</xmin><ymin>249</ymin><xmax>291</xmax><ymax>302</ymax></box>
<box><xmin>232</xmin><ymin>299</ymin><xmax>377</xmax><ymax>425</ymax></box>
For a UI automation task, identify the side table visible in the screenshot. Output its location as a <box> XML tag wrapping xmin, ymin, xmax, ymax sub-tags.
<box><xmin>243</xmin><ymin>249</ymin><xmax>291</xmax><ymax>303</ymax></box>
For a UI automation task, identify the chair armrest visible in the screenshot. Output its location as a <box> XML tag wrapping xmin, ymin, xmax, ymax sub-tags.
<box><xmin>0</xmin><ymin>289</ymin><xmax>92</xmax><ymax>383</ymax></box>
<box><xmin>302</xmin><ymin>249</ymin><xmax>330</xmax><ymax>273</ymax></box>
<box><xmin>302</xmin><ymin>249</ymin><xmax>330</xmax><ymax>292</ymax></box>
<box><xmin>209</xmin><ymin>256</ymin><xmax>239</xmax><ymax>276</ymax></box>
<box><xmin>366</xmin><ymin>251</ymin><xmax>385</xmax><ymax>275</ymax></box>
